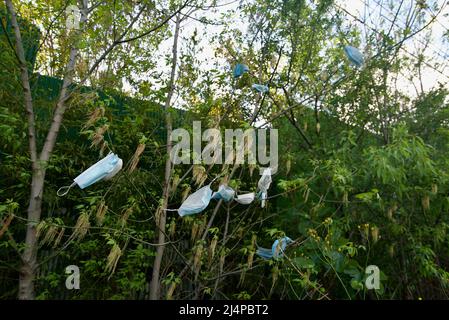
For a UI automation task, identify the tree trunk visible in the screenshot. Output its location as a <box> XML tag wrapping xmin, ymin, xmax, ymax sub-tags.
<box><xmin>19</xmin><ymin>168</ymin><xmax>45</xmax><ymax>299</ymax></box>
<box><xmin>149</xmin><ymin>13</ymin><xmax>181</xmax><ymax>300</ymax></box>
<box><xmin>5</xmin><ymin>0</ymin><xmax>89</xmax><ymax>299</ymax></box>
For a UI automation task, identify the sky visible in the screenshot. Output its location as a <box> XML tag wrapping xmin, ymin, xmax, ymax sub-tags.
<box><xmin>141</xmin><ymin>0</ymin><xmax>448</xmax><ymax>107</ymax></box>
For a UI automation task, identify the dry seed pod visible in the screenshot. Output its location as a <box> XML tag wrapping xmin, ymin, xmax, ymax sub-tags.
<box><xmin>121</xmin><ymin>206</ymin><xmax>133</xmax><ymax>227</ymax></box>
<box><xmin>169</xmin><ymin>221</ymin><xmax>176</xmax><ymax>237</ymax></box>
<box><xmin>128</xmin><ymin>143</ymin><xmax>146</xmax><ymax>173</ymax></box>
<box><xmin>387</xmin><ymin>208</ymin><xmax>393</xmax><ymax>220</ymax></box>
<box><xmin>343</xmin><ymin>191</ymin><xmax>349</xmax><ymax>206</ymax></box>
<box><xmin>53</xmin><ymin>227</ymin><xmax>65</xmax><ymax>248</ymax></box>
<box><xmin>43</xmin><ymin>225</ymin><xmax>58</xmax><ymax>245</ymax></box>
<box><xmin>209</xmin><ymin>237</ymin><xmax>218</xmax><ymax>262</ymax></box>
<box><xmin>191</xmin><ymin>222</ymin><xmax>199</xmax><ymax>242</ymax></box>
<box><xmin>432</xmin><ymin>184</ymin><xmax>438</xmax><ymax>194</ymax></box>
<box><xmin>251</xmin><ymin>234</ymin><xmax>257</xmax><ymax>249</ymax></box>
<box><xmin>219</xmin><ymin>250</ymin><xmax>226</xmax><ymax>269</ymax></box>
<box><xmin>72</xmin><ymin>212</ymin><xmax>90</xmax><ymax>241</ymax></box>
<box><xmin>171</xmin><ymin>175</ymin><xmax>180</xmax><ymax>194</ymax></box>
<box><xmin>371</xmin><ymin>226</ymin><xmax>379</xmax><ymax>243</ymax></box>
<box><xmin>84</xmin><ymin>107</ymin><xmax>105</xmax><ymax>129</ymax></box>
<box><xmin>182</xmin><ymin>185</ymin><xmax>191</xmax><ymax>202</ymax></box>
<box><xmin>166</xmin><ymin>282</ymin><xmax>177</xmax><ymax>300</ymax></box>
<box><xmin>421</xmin><ymin>195</ymin><xmax>430</xmax><ymax>211</ymax></box>
<box><xmin>193</xmin><ymin>244</ymin><xmax>204</xmax><ymax>274</ymax></box>
<box><xmin>96</xmin><ymin>200</ymin><xmax>108</xmax><ymax>226</ymax></box>
<box><xmin>316</xmin><ymin>122</ymin><xmax>321</xmax><ymax>134</ymax></box>
<box><xmin>106</xmin><ymin>243</ymin><xmax>122</xmax><ymax>274</ymax></box>
<box><xmin>91</xmin><ymin>124</ymin><xmax>108</xmax><ymax>149</ymax></box>
<box><xmin>36</xmin><ymin>220</ymin><xmax>47</xmax><ymax>240</ymax></box>
<box><xmin>197</xmin><ymin>216</ymin><xmax>207</xmax><ymax>238</ymax></box>
<box><xmin>389</xmin><ymin>244</ymin><xmax>395</xmax><ymax>258</ymax></box>
<box><xmin>247</xmin><ymin>250</ymin><xmax>255</xmax><ymax>269</ymax></box>
<box><xmin>193</xmin><ymin>165</ymin><xmax>207</xmax><ymax>186</ymax></box>
<box><xmin>271</xmin><ymin>266</ymin><xmax>279</xmax><ymax>290</ymax></box>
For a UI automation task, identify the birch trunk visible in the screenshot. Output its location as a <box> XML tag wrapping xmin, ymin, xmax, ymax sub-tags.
<box><xmin>149</xmin><ymin>13</ymin><xmax>181</xmax><ymax>300</ymax></box>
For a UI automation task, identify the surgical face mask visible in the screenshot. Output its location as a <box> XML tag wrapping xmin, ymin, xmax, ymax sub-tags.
<box><xmin>256</xmin><ymin>236</ymin><xmax>293</xmax><ymax>260</ymax></box>
<box><xmin>235</xmin><ymin>192</ymin><xmax>255</xmax><ymax>205</ymax></box>
<box><xmin>344</xmin><ymin>45</ymin><xmax>364</xmax><ymax>67</ymax></box>
<box><xmin>211</xmin><ymin>185</ymin><xmax>235</xmax><ymax>202</ymax></box>
<box><xmin>178</xmin><ymin>185</ymin><xmax>213</xmax><ymax>217</ymax></box>
<box><xmin>257</xmin><ymin>168</ymin><xmax>272</xmax><ymax>207</ymax></box>
<box><xmin>57</xmin><ymin>153</ymin><xmax>122</xmax><ymax>196</ymax></box>
<box><xmin>272</xmin><ymin>237</ymin><xmax>293</xmax><ymax>259</ymax></box>
<box><xmin>104</xmin><ymin>158</ymin><xmax>123</xmax><ymax>180</ymax></box>
<box><xmin>252</xmin><ymin>84</ymin><xmax>269</xmax><ymax>93</ymax></box>
<box><xmin>233</xmin><ymin>63</ymin><xmax>249</xmax><ymax>78</ymax></box>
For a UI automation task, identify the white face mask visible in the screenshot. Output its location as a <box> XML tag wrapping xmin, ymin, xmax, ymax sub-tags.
<box><xmin>57</xmin><ymin>153</ymin><xmax>123</xmax><ymax>196</ymax></box>
<box><xmin>234</xmin><ymin>192</ymin><xmax>255</xmax><ymax>205</ymax></box>
<box><xmin>257</xmin><ymin>168</ymin><xmax>272</xmax><ymax>207</ymax></box>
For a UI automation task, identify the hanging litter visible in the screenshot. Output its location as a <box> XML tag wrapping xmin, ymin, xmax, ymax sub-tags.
<box><xmin>252</xmin><ymin>84</ymin><xmax>269</xmax><ymax>93</ymax></box>
<box><xmin>257</xmin><ymin>168</ymin><xmax>272</xmax><ymax>208</ymax></box>
<box><xmin>57</xmin><ymin>153</ymin><xmax>123</xmax><ymax>196</ymax></box>
<box><xmin>211</xmin><ymin>185</ymin><xmax>235</xmax><ymax>202</ymax></box>
<box><xmin>256</xmin><ymin>236</ymin><xmax>293</xmax><ymax>260</ymax></box>
<box><xmin>233</xmin><ymin>63</ymin><xmax>249</xmax><ymax>78</ymax></box>
<box><xmin>178</xmin><ymin>185</ymin><xmax>213</xmax><ymax>217</ymax></box>
<box><xmin>344</xmin><ymin>45</ymin><xmax>364</xmax><ymax>67</ymax></box>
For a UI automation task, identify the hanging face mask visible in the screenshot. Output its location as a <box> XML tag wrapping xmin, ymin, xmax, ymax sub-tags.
<box><xmin>57</xmin><ymin>153</ymin><xmax>122</xmax><ymax>196</ymax></box>
<box><xmin>252</xmin><ymin>84</ymin><xmax>269</xmax><ymax>93</ymax></box>
<box><xmin>233</xmin><ymin>63</ymin><xmax>249</xmax><ymax>78</ymax></box>
<box><xmin>211</xmin><ymin>185</ymin><xmax>235</xmax><ymax>202</ymax></box>
<box><xmin>257</xmin><ymin>168</ymin><xmax>272</xmax><ymax>208</ymax></box>
<box><xmin>235</xmin><ymin>192</ymin><xmax>255</xmax><ymax>205</ymax></box>
<box><xmin>344</xmin><ymin>45</ymin><xmax>364</xmax><ymax>68</ymax></box>
<box><xmin>104</xmin><ymin>158</ymin><xmax>123</xmax><ymax>180</ymax></box>
<box><xmin>272</xmin><ymin>237</ymin><xmax>293</xmax><ymax>259</ymax></box>
<box><xmin>178</xmin><ymin>185</ymin><xmax>213</xmax><ymax>217</ymax></box>
<box><xmin>256</xmin><ymin>236</ymin><xmax>293</xmax><ymax>260</ymax></box>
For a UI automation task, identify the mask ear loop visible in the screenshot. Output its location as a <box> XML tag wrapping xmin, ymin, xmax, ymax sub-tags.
<box><xmin>57</xmin><ymin>182</ymin><xmax>76</xmax><ymax>197</ymax></box>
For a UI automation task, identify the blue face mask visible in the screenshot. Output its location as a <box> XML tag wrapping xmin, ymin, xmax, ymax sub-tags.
<box><xmin>252</xmin><ymin>84</ymin><xmax>269</xmax><ymax>93</ymax></box>
<box><xmin>57</xmin><ymin>153</ymin><xmax>122</xmax><ymax>196</ymax></box>
<box><xmin>256</xmin><ymin>236</ymin><xmax>293</xmax><ymax>260</ymax></box>
<box><xmin>344</xmin><ymin>45</ymin><xmax>364</xmax><ymax>67</ymax></box>
<box><xmin>211</xmin><ymin>185</ymin><xmax>235</xmax><ymax>202</ymax></box>
<box><xmin>178</xmin><ymin>185</ymin><xmax>213</xmax><ymax>217</ymax></box>
<box><xmin>233</xmin><ymin>63</ymin><xmax>249</xmax><ymax>78</ymax></box>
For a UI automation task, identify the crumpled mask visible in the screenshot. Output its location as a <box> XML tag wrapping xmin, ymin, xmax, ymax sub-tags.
<box><xmin>235</xmin><ymin>192</ymin><xmax>255</xmax><ymax>205</ymax></box>
<box><xmin>178</xmin><ymin>185</ymin><xmax>213</xmax><ymax>217</ymax></box>
<box><xmin>344</xmin><ymin>45</ymin><xmax>364</xmax><ymax>67</ymax></box>
<box><xmin>252</xmin><ymin>84</ymin><xmax>269</xmax><ymax>93</ymax></box>
<box><xmin>212</xmin><ymin>185</ymin><xmax>235</xmax><ymax>202</ymax></box>
<box><xmin>256</xmin><ymin>236</ymin><xmax>293</xmax><ymax>260</ymax></box>
<box><xmin>233</xmin><ymin>63</ymin><xmax>249</xmax><ymax>78</ymax></box>
<box><xmin>57</xmin><ymin>153</ymin><xmax>122</xmax><ymax>196</ymax></box>
<box><xmin>257</xmin><ymin>168</ymin><xmax>272</xmax><ymax>207</ymax></box>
